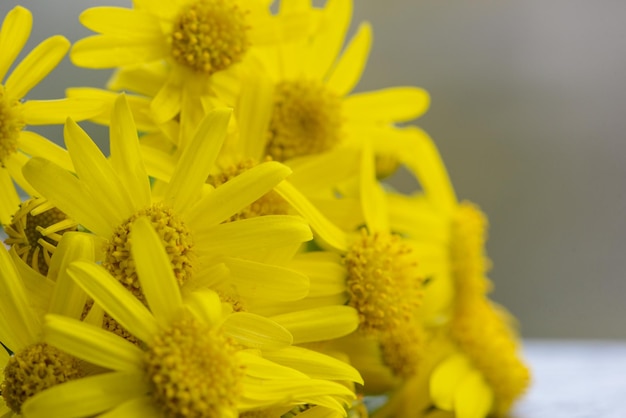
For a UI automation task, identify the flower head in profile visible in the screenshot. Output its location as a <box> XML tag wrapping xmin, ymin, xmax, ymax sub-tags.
<box><xmin>22</xmin><ymin>217</ymin><xmax>360</xmax><ymax>418</ymax></box>
<box><xmin>384</xmin><ymin>132</ymin><xmax>531</xmax><ymax>417</ymax></box>
<box><xmin>0</xmin><ymin>233</ymin><xmax>97</xmax><ymax>417</ymax></box>
<box><xmin>71</xmin><ymin>0</ymin><xmax>314</xmax><ymax>123</ymax></box>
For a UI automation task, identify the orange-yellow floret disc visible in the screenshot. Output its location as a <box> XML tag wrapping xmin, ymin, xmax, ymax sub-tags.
<box><xmin>170</xmin><ymin>0</ymin><xmax>250</xmax><ymax>75</ymax></box>
<box><xmin>450</xmin><ymin>201</ymin><xmax>492</xmax><ymax>297</ymax></box>
<box><xmin>103</xmin><ymin>204</ymin><xmax>194</xmax><ymax>303</ymax></box>
<box><xmin>265</xmin><ymin>79</ymin><xmax>343</xmax><ymax>162</ymax></box>
<box><xmin>0</xmin><ymin>85</ymin><xmax>25</xmax><ymax>164</ymax></box>
<box><xmin>379</xmin><ymin>320</ymin><xmax>426</xmax><ymax>379</ymax></box>
<box><xmin>344</xmin><ymin>229</ymin><xmax>423</xmax><ymax>334</ymax></box>
<box><xmin>145</xmin><ymin>314</ymin><xmax>245</xmax><ymax>417</ymax></box>
<box><xmin>450</xmin><ymin>201</ymin><xmax>530</xmax><ymax>414</ymax></box>
<box><xmin>1</xmin><ymin>343</ymin><xmax>84</xmax><ymax>414</ymax></box>
<box><xmin>3</xmin><ymin>197</ymin><xmax>77</xmax><ymax>275</ymax></box>
<box><xmin>208</xmin><ymin>158</ymin><xmax>289</xmax><ymax>221</ymax></box>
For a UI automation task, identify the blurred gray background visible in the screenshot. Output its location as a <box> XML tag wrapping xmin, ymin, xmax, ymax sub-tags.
<box><xmin>2</xmin><ymin>0</ymin><xmax>625</xmax><ymax>339</ymax></box>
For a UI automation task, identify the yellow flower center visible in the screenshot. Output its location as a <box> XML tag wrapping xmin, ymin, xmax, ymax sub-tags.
<box><xmin>344</xmin><ymin>229</ymin><xmax>423</xmax><ymax>334</ymax></box>
<box><xmin>450</xmin><ymin>201</ymin><xmax>530</xmax><ymax>413</ymax></box>
<box><xmin>103</xmin><ymin>203</ymin><xmax>194</xmax><ymax>304</ymax></box>
<box><xmin>1</xmin><ymin>343</ymin><xmax>83</xmax><ymax>414</ymax></box>
<box><xmin>145</xmin><ymin>314</ymin><xmax>245</xmax><ymax>417</ymax></box>
<box><xmin>207</xmin><ymin>158</ymin><xmax>290</xmax><ymax>222</ymax></box>
<box><xmin>450</xmin><ymin>201</ymin><xmax>492</xmax><ymax>298</ymax></box>
<box><xmin>378</xmin><ymin>321</ymin><xmax>426</xmax><ymax>379</ymax></box>
<box><xmin>3</xmin><ymin>197</ymin><xmax>77</xmax><ymax>276</ymax></box>
<box><xmin>265</xmin><ymin>79</ymin><xmax>343</xmax><ymax>162</ymax></box>
<box><xmin>170</xmin><ymin>0</ymin><xmax>250</xmax><ymax>75</ymax></box>
<box><xmin>0</xmin><ymin>85</ymin><xmax>25</xmax><ymax>165</ymax></box>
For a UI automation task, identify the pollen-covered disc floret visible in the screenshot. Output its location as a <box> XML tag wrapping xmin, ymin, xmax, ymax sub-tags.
<box><xmin>345</xmin><ymin>229</ymin><xmax>423</xmax><ymax>334</ymax></box>
<box><xmin>145</xmin><ymin>314</ymin><xmax>245</xmax><ymax>418</ymax></box>
<box><xmin>3</xmin><ymin>197</ymin><xmax>78</xmax><ymax>275</ymax></box>
<box><xmin>265</xmin><ymin>79</ymin><xmax>343</xmax><ymax>162</ymax></box>
<box><xmin>450</xmin><ymin>201</ymin><xmax>492</xmax><ymax>296</ymax></box>
<box><xmin>378</xmin><ymin>321</ymin><xmax>426</xmax><ymax>379</ymax></box>
<box><xmin>103</xmin><ymin>204</ymin><xmax>194</xmax><ymax>303</ymax></box>
<box><xmin>450</xmin><ymin>201</ymin><xmax>530</xmax><ymax>414</ymax></box>
<box><xmin>0</xmin><ymin>85</ymin><xmax>25</xmax><ymax>165</ymax></box>
<box><xmin>170</xmin><ymin>0</ymin><xmax>250</xmax><ymax>75</ymax></box>
<box><xmin>1</xmin><ymin>343</ymin><xmax>84</xmax><ymax>414</ymax></box>
<box><xmin>208</xmin><ymin>158</ymin><xmax>289</xmax><ymax>221</ymax></box>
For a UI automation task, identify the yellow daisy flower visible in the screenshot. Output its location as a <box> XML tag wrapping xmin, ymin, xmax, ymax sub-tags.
<box><xmin>22</xmin><ymin>217</ymin><xmax>360</xmax><ymax>417</ymax></box>
<box><xmin>71</xmin><ymin>0</ymin><xmax>314</xmax><ymax>124</ymax></box>
<box><xmin>0</xmin><ymin>6</ymin><xmax>103</xmax><ymax>224</ymax></box>
<box><xmin>22</xmin><ymin>95</ymin><xmax>352</xmax><ymax>338</ymax></box>
<box><xmin>385</xmin><ymin>132</ymin><xmax>530</xmax><ymax>417</ymax></box>
<box><xmin>0</xmin><ymin>233</ymin><xmax>97</xmax><ymax>417</ymax></box>
<box><xmin>247</xmin><ymin>0</ymin><xmax>429</xmax><ymax>167</ymax></box>
<box><xmin>272</xmin><ymin>142</ymin><xmax>430</xmax><ymax>392</ymax></box>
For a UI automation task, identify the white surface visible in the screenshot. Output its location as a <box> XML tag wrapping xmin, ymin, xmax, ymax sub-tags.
<box><xmin>512</xmin><ymin>340</ymin><xmax>626</xmax><ymax>418</ymax></box>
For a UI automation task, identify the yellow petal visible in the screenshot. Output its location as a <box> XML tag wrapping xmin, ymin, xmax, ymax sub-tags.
<box><xmin>64</xmin><ymin>118</ymin><xmax>135</xmax><ymax>220</ymax></box>
<box><xmin>0</xmin><ymin>167</ymin><xmax>19</xmax><ymax>224</ymax></box>
<box><xmin>109</xmin><ymin>94</ymin><xmax>151</xmax><ymax>209</ymax></box>
<box><xmin>430</xmin><ymin>354</ymin><xmax>473</xmax><ymax>411</ymax></box>
<box><xmin>0</xmin><ymin>6</ymin><xmax>32</xmax><ymax>81</ymax></box>
<box><xmin>71</xmin><ymin>35</ymin><xmax>165</xmax><ymax>69</ymax></box>
<box><xmin>326</xmin><ymin>22</ymin><xmax>372</xmax><ymax>97</ymax></box>
<box><xmin>43</xmin><ymin>314</ymin><xmax>144</xmax><ymax>372</ymax></box>
<box><xmin>263</xmin><ymin>346</ymin><xmax>363</xmax><ymax>384</ymax></box>
<box><xmin>344</xmin><ymin>87</ymin><xmax>430</xmax><ymax>123</ymax></box>
<box><xmin>359</xmin><ymin>141</ymin><xmax>389</xmax><ymax>234</ymax></box>
<box><xmin>183</xmin><ymin>288</ymin><xmax>223</xmax><ymax>327</ymax></box>
<box><xmin>47</xmin><ymin>232</ymin><xmax>96</xmax><ymax>318</ymax></box>
<box><xmin>304</xmin><ymin>0</ymin><xmax>352</xmax><ymax>80</ymax></box>
<box><xmin>222</xmin><ymin>312</ymin><xmax>293</xmax><ymax>350</ymax></box>
<box><xmin>22</xmin><ymin>371</ymin><xmax>149</xmax><ymax>418</ymax></box>
<box><xmin>17</xmin><ymin>130</ymin><xmax>72</xmax><ymax>170</ymax></box>
<box><xmin>5</xmin><ymin>35</ymin><xmax>69</xmax><ymax>100</ymax></box>
<box><xmin>271</xmin><ymin>306</ymin><xmax>359</xmax><ymax>344</ymax></box>
<box><xmin>194</xmin><ymin>215</ymin><xmax>312</xmax><ymax>259</ymax></box>
<box><xmin>223</xmin><ymin>257</ymin><xmax>309</xmax><ymax>301</ymax></box>
<box><xmin>163</xmin><ymin>108</ymin><xmax>232</xmax><ymax>215</ymax></box>
<box><xmin>79</xmin><ymin>7</ymin><xmax>162</xmax><ymax>38</ymax></box>
<box><xmin>186</xmin><ymin>161</ymin><xmax>292</xmax><ymax>228</ymax></box>
<box><xmin>107</xmin><ymin>63</ymin><xmax>167</xmax><ymax>97</ymax></box>
<box><xmin>150</xmin><ymin>72</ymin><xmax>182</xmax><ymax>124</ymax></box>
<box><xmin>97</xmin><ymin>396</ymin><xmax>158</xmax><ymax>418</ymax></box>
<box><xmin>22</xmin><ymin>158</ymin><xmax>113</xmax><ymax>238</ymax></box>
<box><xmin>236</xmin><ymin>73</ymin><xmax>274</xmax><ymax>160</ymax></box>
<box><xmin>404</xmin><ymin>130</ymin><xmax>458</xmax><ymax>212</ymax></box>
<box><xmin>454</xmin><ymin>371</ymin><xmax>494</xmax><ymax>418</ymax></box>
<box><xmin>274</xmin><ymin>181</ymin><xmax>348</xmax><ymax>252</ymax></box>
<box><xmin>22</xmin><ymin>98</ymin><xmax>105</xmax><ymax>125</ymax></box>
<box><xmin>0</xmin><ymin>246</ymin><xmax>40</xmax><ymax>351</ymax></box>
<box><xmin>131</xmin><ymin>217</ymin><xmax>184</xmax><ymax>324</ymax></box>
<box><xmin>67</xmin><ymin>261</ymin><xmax>158</xmax><ymax>343</ymax></box>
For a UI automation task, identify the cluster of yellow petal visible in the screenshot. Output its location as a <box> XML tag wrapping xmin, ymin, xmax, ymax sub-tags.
<box><xmin>0</xmin><ymin>2</ymin><xmax>530</xmax><ymax>418</ymax></box>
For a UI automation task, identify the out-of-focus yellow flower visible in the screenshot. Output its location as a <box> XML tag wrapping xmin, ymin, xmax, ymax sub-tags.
<box><xmin>385</xmin><ymin>132</ymin><xmax>531</xmax><ymax>417</ymax></box>
<box><xmin>71</xmin><ymin>0</ymin><xmax>314</xmax><ymax>124</ymax></box>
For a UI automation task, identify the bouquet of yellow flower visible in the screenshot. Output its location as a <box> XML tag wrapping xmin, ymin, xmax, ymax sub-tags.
<box><xmin>0</xmin><ymin>2</ymin><xmax>530</xmax><ymax>417</ymax></box>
